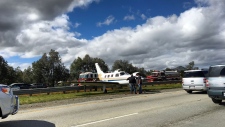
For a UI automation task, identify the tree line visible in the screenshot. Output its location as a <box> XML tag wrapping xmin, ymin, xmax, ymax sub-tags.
<box><xmin>0</xmin><ymin>49</ymin><xmax>196</xmax><ymax>86</ymax></box>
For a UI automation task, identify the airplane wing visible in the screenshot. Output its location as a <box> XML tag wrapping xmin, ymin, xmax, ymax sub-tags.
<box><xmin>72</xmin><ymin>81</ymin><xmax>119</xmax><ymax>86</ymax></box>
<box><xmin>71</xmin><ymin>81</ymin><xmax>121</xmax><ymax>93</ymax></box>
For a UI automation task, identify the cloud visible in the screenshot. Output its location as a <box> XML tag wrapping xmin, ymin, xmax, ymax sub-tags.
<box><xmin>74</xmin><ymin>22</ymin><xmax>81</xmax><ymax>28</ymax></box>
<box><xmin>1</xmin><ymin>0</ymin><xmax>225</xmax><ymax>71</ymax></box>
<box><xmin>72</xmin><ymin>0</ymin><xmax>225</xmax><ymax>70</ymax></box>
<box><xmin>140</xmin><ymin>14</ymin><xmax>147</xmax><ymax>20</ymax></box>
<box><xmin>97</xmin><ymin>15</ymin><xmax>115</xmax><ymax>27</ymax></box>
<box><xmin>123</xmin><ymin>15</ymin><xmax>135</xmax><ymax>21</ymax></box>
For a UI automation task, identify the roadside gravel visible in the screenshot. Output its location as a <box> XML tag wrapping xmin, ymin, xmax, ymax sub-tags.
<box><xmin>20</xmin><ymin>88</ymin><xmax>182</xmax><ymax>110</ymax></box>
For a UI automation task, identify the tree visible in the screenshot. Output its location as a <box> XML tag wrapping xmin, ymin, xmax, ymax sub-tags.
<box><xmin>112</xmin><ymin>60</ymin><xmax>133</xmax><ymax>73</ymax></box>
<box><xmin>70</xmin><ymin>54</ymin><xmax>108</xmax><ymax>80</ymax></box>
<box><xmin>14</xmin><ymin>67</ymin><xmax>23</xmax><ymax>83</ymax></box>
<box><xmin>112</xmin><ymin>60</ymin><xmax>146</xmax><ymax>76</ymax></box>
<box><xmin>186</xmin><ymin>61</ymin><xmax>195</xmax><ymax>70</ymax></box>
<box><xmin>32</xmin><ymin>49</ymin><xmax>70</xmax><ymax>86</ymax></box>
<box><xmin>23</xmin><ymin>66</ymin><xmax>33</xmax><ymax>84</ymax></box>
<box><xmin>0</xmin><ymin>56</ymin><xmax>19</xmax><ymax>84</ymax></box>
<box><xmin>0</xmin><ymin>56</ymin><xmax>9</xmax><ymax>83</ymax></box>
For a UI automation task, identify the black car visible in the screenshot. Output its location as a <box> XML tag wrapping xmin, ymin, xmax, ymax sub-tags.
<box><xmin>10</xmin><ymin>83</ymin><xmax>32</xmax><ymax>90</ymax></box>
<box><xmin>30</xmin><ymin>83</ymin><xmax>48</xmax><ymax>88</ymax></box>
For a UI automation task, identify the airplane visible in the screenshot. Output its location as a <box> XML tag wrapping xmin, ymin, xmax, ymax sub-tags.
<box><xmin>74</xmin><ymin>63</ymin><xmax>133</xmax><ymax>93</ymax></box>
<box><xmin>93</xmin><ymin>63</ymin><xmax>132</xmax><ymax>93</ymax></box>
<box><xmin>71</xmin><ymin>63</ymin><xmax>180</xmax><ymax>93</ymax></box>
<box><xmin>95</xmin><ymin>63</ymin><xmax>131</xmax><ymax>84</ymax></box>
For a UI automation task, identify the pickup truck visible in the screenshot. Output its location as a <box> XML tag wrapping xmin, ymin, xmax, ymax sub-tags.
<box><xmin>0</xmin><ymin>84</ymin><xmax>19</xmax><ymax>119</ymax></box>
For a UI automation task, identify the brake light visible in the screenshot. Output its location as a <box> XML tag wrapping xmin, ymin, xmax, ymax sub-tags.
<box><xmin>1</xmin><ymin>87</ymin><xmax>10</xmax><ymax>94</ymax></box>
<box><xmin>205</xmin><ymin>79</ymin><xmax>210</xmax><ymax>87</ymax></box>
<box><xmin>203</xmin><ymin>78</ymin><xmax>206</xmax><ymax>83</ymax></box>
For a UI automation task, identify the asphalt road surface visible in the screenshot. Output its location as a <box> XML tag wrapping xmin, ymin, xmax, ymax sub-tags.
<box><xmin>1</xmin><ymin>89</ymin><xmax>225</xmax><ymax>127</ymax></box>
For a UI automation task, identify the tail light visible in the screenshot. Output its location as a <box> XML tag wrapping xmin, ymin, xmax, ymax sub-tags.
<box><xmin>1</xmin><ymin>87</ymin><xmax>10</xmax><ymax>95</ymax></box>
<box><xmin>203</xmin><ymin>78</ymin><xmax>206</xmax><ymax>83</ymax></box>
<box><xmin>205</xmin><ymin>79</ymin><xmax>210</xmax><ymax>87</ymax></box>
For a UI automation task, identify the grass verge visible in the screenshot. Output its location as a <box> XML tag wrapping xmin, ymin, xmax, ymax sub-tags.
<box><xmin>19</xmin><ymin>83</ymin><xmax>181</xmax><ymax>105</ymax></box>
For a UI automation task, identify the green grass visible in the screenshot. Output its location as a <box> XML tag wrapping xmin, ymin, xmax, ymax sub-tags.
<box><xmin>19</xmin><ymin>83</ymin><xmax>182</xmax><ymax>105</ymax></box>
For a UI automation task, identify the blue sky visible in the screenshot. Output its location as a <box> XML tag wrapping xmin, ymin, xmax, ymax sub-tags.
<box><xmin>69</xmin><ymin>0</ymin><xmax>195</xmax><ymax>39</ymax></box>
<box><xmin>0</xmin><ymin>0</ymin><xmax>225</xmax><ymax>71</ymax></box>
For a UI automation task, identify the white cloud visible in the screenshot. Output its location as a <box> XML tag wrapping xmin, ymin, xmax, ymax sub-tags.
<box><xmin>123</xmin><ymin>15</ymin><xmax>135</xmax><ymax>21</ymax></box>
<box><xmin>97</xmin><ymin>15</ymin><xmax>115</xmax><ymax>27</ymax></box>
<box><xmin>15</xmin><ymin>14</ymin><xmax>86</xmax><ymax>59</ymax></box>
<box><xmin>70</xmin><ymin>0</ymin><xmax>225</xmax><ymax>70</ymax></box>
<box><xmin>140</xmin><ymin>14</ymin><xmax>147</xmax><ymax>20</ymax></box>
<box><xmin>74</xmin><ymin>22</ymin><xmax>81</xmax><ymax>28</ymax></box>
<box><xmin>2</xmin><ymin>0</ymin><xmax>225</xmax><ymax>71</ymax></box>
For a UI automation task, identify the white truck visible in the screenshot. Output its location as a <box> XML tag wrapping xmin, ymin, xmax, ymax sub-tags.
<box><xmin>0</xmin><ymin>84</ymin><xmax>19</xmax><ymax>119</ymax></box>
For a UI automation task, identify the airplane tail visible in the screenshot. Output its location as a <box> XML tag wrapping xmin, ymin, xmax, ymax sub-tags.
<box><xmin>95</xmin><ymin>63</ymin><xmax>104</xmax><ymax>75</ymax></box>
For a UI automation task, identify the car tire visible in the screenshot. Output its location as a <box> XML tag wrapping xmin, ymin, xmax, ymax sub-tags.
<box><xmin>211</xmin><ymin>98</ymin><xmax>222</xmax><ymax>104</ymax></box>
<box><xmin>186</xmin><ymin>90</ymin><xmax>192</xmax><ymax>94</ymax></box>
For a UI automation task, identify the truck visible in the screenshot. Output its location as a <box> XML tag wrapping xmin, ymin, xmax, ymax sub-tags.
<box><xmin>78</xmin><ymin>72</ymin><xmax>99</xmax><ymax>82</ymax></box>
<box><xmin>0</xmin><ymin>84</ymin><xmax>19</xmax><ymax>119</ymax></box>
<box><xmin>147</xmin><ymin>71</ymin><xmax>181</xmax><ymax>82</ymax></box>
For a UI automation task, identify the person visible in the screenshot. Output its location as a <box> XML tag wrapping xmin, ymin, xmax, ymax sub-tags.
<box><xmin>127</xmin><ymin>74</ymin><xmax>136</xmax><ymax>94</ymax></box>
<box><xmin>136</xmin><ymin>73</ymin><xmax>142</xmax><ymax>94</ymax></box>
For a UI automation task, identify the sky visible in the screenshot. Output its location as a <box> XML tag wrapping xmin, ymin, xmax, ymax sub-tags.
<box><xmin>0</xmin><ymin>0</ymin><xmax>225</xmax><ymax>71</ymax></box>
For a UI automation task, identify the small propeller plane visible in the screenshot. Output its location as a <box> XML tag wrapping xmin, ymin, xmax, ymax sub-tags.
<box><xmin>74</xmin><ymin>63</ymin><xmax>132</xmax><ymax>93</ymax></box>
<box><xmin>95</xmin><ymin>63</ymin><xmax>131</xmax><ymax>84</ymax></box>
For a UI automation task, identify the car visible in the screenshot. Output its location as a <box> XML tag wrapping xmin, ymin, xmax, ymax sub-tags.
<box><xmin>10</xmin><ymin>83</ymin><xmax>32</xmax><ymax>90</ymax></box>
<box><xmin>182</xmin><ymin>69</ymin><xmax>208</xmax><ymax>93</ymax></box>
<box><xmin>206</xmin><ymin>65</ymin><xmax>225</xmax><ymax>104</ymax></box>
<box><xmin>30</xmin><ymin>83</ymin><xmax>48</xmax><ymax>88</ymax></box>
<box><xmin>0</xmin><ymin>84</ymin><xmax>19</xmax><ymax>119</ymax></box>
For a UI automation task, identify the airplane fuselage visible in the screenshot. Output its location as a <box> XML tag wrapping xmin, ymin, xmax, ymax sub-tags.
<box><xmin>98</xmin><ymin>71</ymin><xmax>130</xmax><ymax>84</ymax></box>
<box><xmin>95</xmin><ymin>63</ymin><xmax>131</xmax><ymax>84</ymax></box>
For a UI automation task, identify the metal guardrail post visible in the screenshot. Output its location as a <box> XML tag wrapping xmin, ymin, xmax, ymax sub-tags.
<box><xmin>84</xmin><ymin>85</ymin><xmax>86</xmax><ymax>92</ymax></box>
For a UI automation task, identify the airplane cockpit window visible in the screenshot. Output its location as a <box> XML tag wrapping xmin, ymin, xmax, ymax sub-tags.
<box><xmin>120</xmin><ymin>72</ymin><xmax>130</xmax><ymax>76</ymax></box>
<box><xmin>120</xmin><ymin>72</ymin><xmax>125</xmax><ymax>76</ymax></box>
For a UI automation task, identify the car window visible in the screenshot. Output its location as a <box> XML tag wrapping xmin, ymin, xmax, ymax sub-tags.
<box><xmin>220</xmin><ymin>68</ymin><xmax>225</xmax><ymax>76</ymax></box>
<box><xmin>209</xmin><ymin>66</ymin><xmax>225</xmax><ymax>77</ymax></box>
<box><xmin>184</xmin><ymin>71</ymin><xmax>206</xmax><ymax>77</ymax></box>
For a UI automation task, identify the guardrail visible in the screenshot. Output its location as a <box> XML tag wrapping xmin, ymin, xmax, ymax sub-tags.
<box><xmin>13</xmin><ymin>80</ymin><xmax>181</xmax><ymax>96</ymax></box>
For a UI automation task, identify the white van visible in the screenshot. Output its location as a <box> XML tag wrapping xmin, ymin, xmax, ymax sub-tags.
<box><xmin>182</xmin><ymin>70</ymin><xmax>208</xmax><ymax>93</ymax></box>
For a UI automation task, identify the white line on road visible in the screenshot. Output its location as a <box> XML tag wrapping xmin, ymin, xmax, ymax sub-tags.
<box><xmin>72</xmin><ymin>112</ymin><xmax>139</xmax><ymax>127</ymax></box>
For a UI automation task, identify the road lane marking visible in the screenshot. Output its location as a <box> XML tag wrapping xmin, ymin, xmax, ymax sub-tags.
<box><xmin>72</xmin><ymin>112</ymin><xmax>138</xmax><ymax>127</ymax></box>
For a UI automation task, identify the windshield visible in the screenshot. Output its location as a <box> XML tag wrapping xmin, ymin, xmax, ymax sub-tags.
<box><xmin>151</xmin><ymin>73</ymin><xmax>158</xmax><ymax>76</ymax></box>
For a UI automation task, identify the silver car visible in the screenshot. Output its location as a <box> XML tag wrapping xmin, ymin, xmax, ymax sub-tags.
<box><xmin>0</xmin><ymin>84</ymin><xmax>19</xmax><ymax>119</ymax></box>
<box><xmin>182</xmin><ymin>70</ymin><xmax>208</xmax><ymax>93</ymax></box>
<box><xmin>207</xmin><ymin>65</ymin><xmax>225</xmax><ymax>104</ymax></box>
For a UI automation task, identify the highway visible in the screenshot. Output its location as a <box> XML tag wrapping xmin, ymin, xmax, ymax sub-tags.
<box><xmin>1</xmin><ymin>89</ymin><xmax>225</xmax><ymax>127</ymax></box>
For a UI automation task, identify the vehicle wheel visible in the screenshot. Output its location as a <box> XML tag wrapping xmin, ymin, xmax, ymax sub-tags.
<box><xmin>186</xmin><ymin>90</ymin><xmax>192</xmax><ymax>94</ymax></box>
<box><xmin>211</xmin><ymin>98</ymin><xmax>222</xmax><ymax>104</ymax></box>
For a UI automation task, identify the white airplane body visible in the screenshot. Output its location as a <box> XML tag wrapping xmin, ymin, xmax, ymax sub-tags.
<box><xmin>95</xmin><ymin>63</ymin><xmax>131</xmax><ymax>84</ymax></box>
